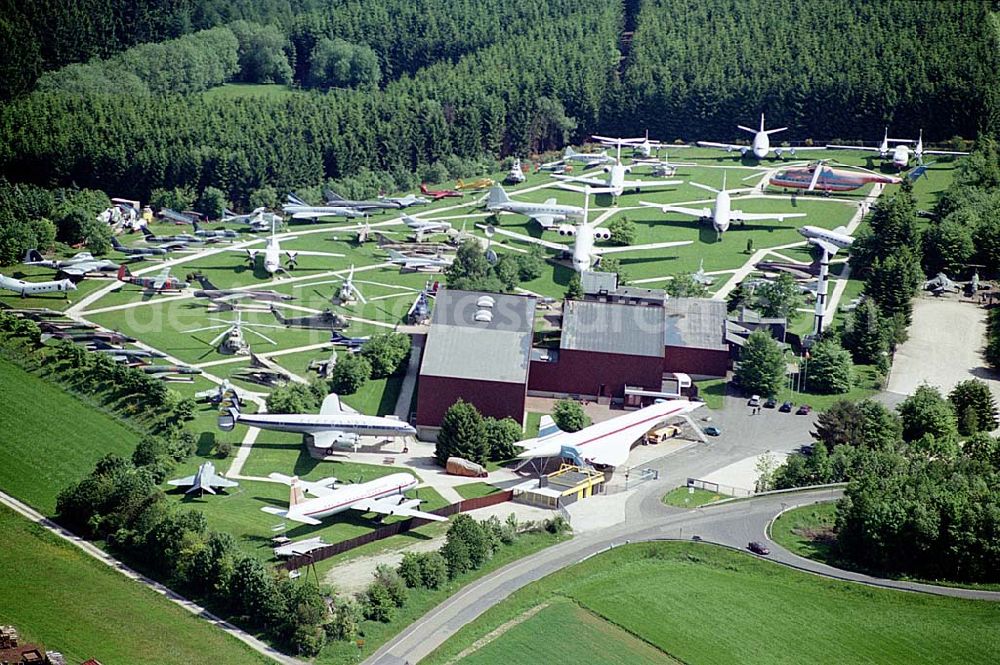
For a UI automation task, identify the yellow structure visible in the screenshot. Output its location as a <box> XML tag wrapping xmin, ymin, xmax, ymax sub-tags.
<box><xmin>514</xmin><ymin>464</ymin><xmax>606</xmax><ymax>508</ymax></box>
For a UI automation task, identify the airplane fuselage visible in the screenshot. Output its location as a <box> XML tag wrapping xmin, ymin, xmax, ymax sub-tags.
<box><xmin>491</xmin><ymin>201</ymin><xmax>583</xmax><ymax>225</ymax></box>
<box><xmin>0</xmin><ymin>274</ymin><xmax>76</xmax><ymax>296</ymax></box>
<box><xmin>283</xmin><ymin>205</ymin><xmax>366</xmax><ymax>220</ymax></box>
<box><xmin>231</xmin><ymin>412</ymin><xmax>416</xmax><ymax>438</ymax></box>
<box><xmin>290</xmin><ymin>473</ymin><xmax>418</xmax><ymax>522</ymax></box>
<box><xmin>798</xmin><ymin>225</ymin><xmax>853</xmax><ymax>249</ymax></box>
<box><xmin>750</xmin><ymin>132</ymin><xmax>771</xmax><ymax>160</ymax></box>
<box><xmin>712</xmin><ymin>191</ymin><xmax>732</xmax><ymax>233</ymax></box>
<box><xmin>769</xmin><ymin>167</ymin><xmax>901</xmax><ymax>192</ymax></box>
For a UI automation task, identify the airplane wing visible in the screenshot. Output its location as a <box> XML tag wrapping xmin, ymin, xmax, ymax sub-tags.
<box><xmin>528</xmin><ymin>213</ymin><xmax>559</xmax><ymax>229</ymax></box>
<box><xmin>476</xmin><ymin>224</ymin><xmax>566</xmax><ymax>251</ymax></box>
<box><xmin>209</xmin><ymin>475</ymin><xmax>239</xmax><ymax>489</ymax></box>
<box><xmin>152</xmin><ymin>267</ymin><xmax>170</xmax><ymax>289</ymax></box>
<box><xmin>808</xmin><ymin>238</ymin><xmax>841</xmax><ymax>255</ymax></box>
<box><xmin>731</xmin><ymin>210</ymin><xmax>807</xmax><ymax>222</ymax></box>
<box><xmin>289</xmin><ymin>250</ymin><xmax>347</xmax><ymax>258</ymax></box>
<box><xmin>824</xmin><ymin>144</ymin><xmax>881</xmax><ymax>152</ymax></box>
<box><xmin>350</xmin><ymin>495</ymin><xmax>448</xmax><ymax>522</ymax></box>
<box><xmin>922</xmin><ymin>149</ymin><xmax>970</xmax><ymax>156</ymax></box>
<box><xmin>290</xmin><ymin>211</ymin><xmax>330</xmax><ymax>220</ymax></box>
<box><xmin>620</xmin><ymin>178</ymin><xmax>683</xmax><ymax>189</ymax></box>
<box><xmin>167</xmin><ymin>475</ymin><xmax>197</xmax><ymax>487</ymax></box>
<box><xmin>593</xmin><ymin>240</ymin><xmax>693</xmax><ymax>256</ymax></box>
<box><xmin>58</xmin><ymin>264</ymin><xmax>91</xmax><ymax>277</ymax></box>
<box><xmin>697</xmin><ymin>141</ymin><xmax>746</xmax><ymax>151</ymax></box>
<box><xmin>639</xmin><ymin>201</ymin><xmax>711</xmax><ymax>218</ymax></box>
<box><xmin>551</xmin><ymin>174</ymin><xmax>608</xmax><ymax>187</ymax></box>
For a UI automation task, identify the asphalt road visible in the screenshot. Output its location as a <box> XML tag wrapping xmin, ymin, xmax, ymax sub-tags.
<box><xmin>366</xmin><ymin>485</ymin><xmax>1000</xmax><ymax>665</ymax></box>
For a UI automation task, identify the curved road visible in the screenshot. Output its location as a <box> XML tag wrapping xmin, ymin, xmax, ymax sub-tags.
<box><xmin>367</xmin><ymin>484</ymin><xmax>1000</xmax><ymax>665</ymax></box>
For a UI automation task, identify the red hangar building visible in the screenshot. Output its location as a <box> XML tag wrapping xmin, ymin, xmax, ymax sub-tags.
<box><xmin>415</xmin><ymin>289</ymin><xmax>536</xmax><ymax>440</ymax></box>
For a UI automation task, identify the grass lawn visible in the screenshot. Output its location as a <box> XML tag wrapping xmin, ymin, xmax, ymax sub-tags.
<box><xmin>455</xmin><ymin>481</ymin><xmax>501</xmax><ymax>500</ymax></box>
<box><xmin>0</xmin><ymin>506</ymin><xmax>270</xmax><ymax>665</ymax></box>
<box><xmin>458</xmin><ymin>597</ymin><xmax>680</xmax><ymax>665</ymax></box>
<box><xmin>770</xmin><ymin>501</ymin><xmax>839</xmax><ymax>561</ymax></box>
<box><xmin>693</xmin><ymin>378</ymin><xmax>727</xmax><ymax>409</ymax></box>
<box><xmin>662</xmin><ymin>486</ymin><xmax>725</xmax><ymax>508</ymax></box>
<box><xmin>426</xmin><ymin>541</ymin><xmax>1000</xmax><ymax>665</ymax></box>
<box><xmin>777</xmin><ymin>364</ymin><xmax>883</xmax><ymax>412</ymax></box>
<box><xmin>0</xmin><ymin>356</ymin><xmax>141</xmax><ymax>514</ymax></box>
<box><xmin>524</xmin><ymin>411</ymin><xmax>543</xmax><ymax>438</ymax></box>
<box><xmin>316</xmin><ymin>530</ymin><xmax>568</xmax><ymax>664</ymax></box>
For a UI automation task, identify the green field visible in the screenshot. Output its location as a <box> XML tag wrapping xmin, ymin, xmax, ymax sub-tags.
<box><xmin>662</xmin><ymin>486</ymin><xmax>725</xmax><ymax>508</ymax></box>
<box><xmin>458</xmin><ymin>597</ymin><xmax>681</xmax><ymax>665</ymax></box>
<box><xmin>426</xmin><ymin>541</ymin><xmax>1000</xmax><ymax>665</ymax></box>
<box><xmin>776</xmin><ymin>363</ymin><xmax>882</xmax><ymax>412</ymax></box>
<box><xmin>0</xmin><ymin>506</ymin><xmax>270</xmax><ymax>665</ymax></box>
<box><xmin>455</xmin><ymin>481</ymin><xmax>501</xmax><ymax>500</ymax></box>
<box><xmin>770</xmin><ymin>501</ymin><xmax>839</xmax><ymax>561</ymax></box>
<box><xmin>0</xmin><ymin>356</ymin><xmax>141</xmax><ymax>514</ymax></box>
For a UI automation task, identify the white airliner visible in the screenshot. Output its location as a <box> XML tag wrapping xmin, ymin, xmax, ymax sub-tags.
<box><xmin>219</xmin><ymin>393</ymin><xmax>415</xmax><ymax>449</ymax></box>
<box><xmin>0</xmin><ymin>274</ymin><xmax>77</xmax><ymax>297</ymax></box>
<box><xmin>797</xmin><ymin>225</ymin><xmax>853</xmax><ymax>255</ymax></box>
<box><xmin>518</xmin><ymin>399</ymin><xmax>702</xmax><ymax>467</ymax></box>
<box><xmin>486</xmin><ymin>185</ymin><xmax>586</xmax><ymax>229</ymax></box>
<box><xmin>640</xmin><ymin>174</ymin><xmax>804</xmax><ymax>236</ymax></box>
<box><xmin>698</xmin><ymin>113</ymin><xmax>796</xmax><ymax>160</ymax></box>
<box><xmin>262</xmin><ymin>472</ymin><xmax>447</xmax><ymax>525</ymax></box>
<box><xmin>826</xmin><ymin>128</ymin><xmax>969</xmax><ymax>169</ymax></box>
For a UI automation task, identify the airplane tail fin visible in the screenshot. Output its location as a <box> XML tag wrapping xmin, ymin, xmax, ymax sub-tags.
<box><xmin>141</xmin><ymin>225</ymin><xmax>154</xmax><ymax>239</ymax></box>
<box><xmin>324</xmin><ymin>188</ymin><xmax>344</xmax><ymax>203</ymax></box>
<box><xmin>419</xmin><ymin>183</ymin><xmax>430</xmax><ymax>195</ymax></box>
<box><xmin>486</xmin><ymin>185</ymin><xmax>509</xmax><ymax>207</ymax></box>
<box><xmin>833</xmin><ymin>225</ymin><xmax>849</xmax><ymax>236</ymax></box>
<box><xmin>23</xmin><ymin>249</ymin><xmax>44</xmax><ymax>264</ymax></box>
<box><xmin>564</xmin><ymin>146</ymin><xmax>578</xmax><ymax>157</ymax></box>
<box><xmin>269</xmin><ymin>304</ymin><xmax>287</xmax><ymax>324</ymax></box>
<box><xmin>116</xmin><ymin>265</ymin><xmax>130</xmax><ymax>281</ymax></box>
<box><xmin>289</xmin><ymin>477</ymin><xmax>306</xmax><ymax>507</ymax></box>
<box><xmin>191</xmin><ymin>273</ymin><xmax>217</xmax><ymax>290</ymax></box>
<box><xmin>110</xmin><ymin>236</ymin><xmax>124</xmax><ymax>250</ymax></box>
<box><xmin>217</xmin><ymin>404</ymin><xmax>239</xmax><ymax>431</ymax></box>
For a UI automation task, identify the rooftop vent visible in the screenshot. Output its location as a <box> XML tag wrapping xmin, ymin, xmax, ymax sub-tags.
<box><xmin>476</xmin><ymin>295</ymin><xmax>496</xmax><ymax>308</ymax></box>
<box><xmin>474</xmin><ymin>309</ymin><xmax>494</xmax><ymax>323</ymax></box>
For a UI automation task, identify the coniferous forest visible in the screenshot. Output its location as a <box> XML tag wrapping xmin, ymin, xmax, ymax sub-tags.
<box><xmin>0</xmin><ymin>0</ymin><xmax>997</xmax><ymax>206</ymax></box>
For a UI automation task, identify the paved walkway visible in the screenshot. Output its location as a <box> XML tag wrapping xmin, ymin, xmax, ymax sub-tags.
<box><xmin>0</xmin><ymin>490</ymin><xmax>303</xmax><ymax>665</ymax></box>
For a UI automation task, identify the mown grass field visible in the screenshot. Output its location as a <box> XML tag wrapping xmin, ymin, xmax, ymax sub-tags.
<box><xmin>0</xmin><ymin>356</ymin><xmax>140</xmax><ymax>514</ymax></box>
<box><xmin>770</xmin><ymin>501</ymin><xmax>839</xmax><ymax>561</ymax></box>
<box><xmin>426</xmin><ymin>541</ymin><xmax>1000</xmax><ymax>665</ymax></box>
<box><xmin>662</xmin><ymin>486</ymin><xmax>725</xmax><ymax>508</ymax></box>
<box><xmin>455</xmin><ymin>481</ymin><xmax>501</xmax><ymax>500</ymax></box>
<box><xmin>0</xmin><ymin>506</ymin><xmax>271</xmax><ymax>665</ymax></box>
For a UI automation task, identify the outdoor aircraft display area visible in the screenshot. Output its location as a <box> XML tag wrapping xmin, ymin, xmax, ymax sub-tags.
<box><xmin>2</xmin><ymin>0</ymin><xmax>997</xmax><ymax>662</ymax></box>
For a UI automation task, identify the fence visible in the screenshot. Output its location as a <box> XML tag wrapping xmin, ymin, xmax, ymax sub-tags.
<box><xmin>686</xmin><ymin>477</ymin><xmax>754</xmax><ymax>498</ymax></box>
<box><xmin>604</xmin><ymin>467</ymin><xmax>659</xmax><ymax>494</ymax></box>
<box><xmin>281</xmin><ymin>489</ymin><xmax>513</xmax><ymax>571</ymax></box>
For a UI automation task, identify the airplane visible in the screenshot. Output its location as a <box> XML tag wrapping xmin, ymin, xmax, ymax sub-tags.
<box><xmin>335</xmin><ymin>265</ymin><xmax>366</xmax><ymax>304</ymax></box>
<box><xmin>826</xmin><ymin>128</ymin><xmax>969</xmax><ymax>169</ymax></box>
<box><xmin>639</xmin><ymin>174</ymin><xmax>805</xmax><ymax>237</ymax></box>
<box><xmin>0</xmin><ymin>274</ymin><xmax>77</xmax><ymax>298</ymax></box>
<box><xmin>167</xmin><ymin>461</ymin><xmax>239</xmax><ymax>495</ymax></box>
<box><xmin>543</xmin><ymin>189</ymin><xmax>691</xmax><ymax>272</ymax></box>
<box><xmin>194</xmin><ymin>379</ymin><xmax>247</xmax><ymax>405</ymax></box>
<box><xmin>593</xmin><ymin>132</ymin><xmax>668</xmax><ymax>158</ymax></box>
<box><xmin>698</xmin><ymin>113</ymin><xmax>800</xmax><ymax>160</ymax></box>
<box><xmin>691</xmin><ymin>259</ymin><xmax>716</xmax><ymax>286</ymax></box>
<box><xmin>386</xmin><ymin>249</ymin><xmax>454</xmax><ymax>272</ymax></box>
<box><xmin>110</xmin><ymin>236</ymin><xmax>167</xmax><ymax>258</ymax></box>
<box><xmin>247</xmin><ymin>222</ymin><xmax>297</xmax><ymax>275</ymax></box>
<box><xmin>23</xmin><ymin>249</ymin><xmax>119</xmax><ymax>279</ymax></box>
<box><xmin>323</xmin><ymin>189</ymin><xmax>403</xmax><ymax>211</ymax></box>
<box><xmin>232</xmin><ymin>364</ymin><xmax>290</xmax><ymax>387</ymax></box>
<box><xmin>116</xmin><ymin>265</ymin><xmax>189</xmax><ymax>291</ymax></box>
<box><xmin>769</xmin><ymin>160</ymin><xmax>902</xmax><ymax>192</ymax></box>
<box><xmin>923</xmin><ymin>273</ymin><xmax>959</xmax><ymax>295</ymax></box>
<box><xmin>419</xmin><ymin>183</ymin><xmax>463</xmax><ymax>200</ymax></box>
<box><xmin>262</xmin><ymin>471</ymin><xmax>447</xmax><ymax>526</ymax></box>
<box><xmin>274</xmin><ymin>536</ymin><xmax>328</xmax><ymax>558</ymax></box>
<box><xmin>222</xmin><ymin>207</ymin><xmax>283</xmax><ymax>232</ymax></box>
<box><xmin>560</xmin><ymin>146</ymin><xmax>616</xmax><ymax>168</ymax></box>
<box><xmin>797</xmin><ymin>225</ymin><xmax>853</xmax><ymax>254</ymax></box>
<box><xmin>219</xmin><ymin>391</ymin><xmax>416</xmax><ymax>449</ymax></box>
<box><xmin>185</xmin><ymin>309</ymin><xmax>282</xmax><ymax>355</ymax></box>
<box><xmin>270</xmin><ymin>304</ymin><xmax>348</xmax><ymax>330</ymax></box>
<box><xmin>632</xmin><ymin>153</ymin><xmax>698</xmax><ymax>177</ymax></box>
<box><xmin>190</xmin><ymin>273</ymin><xmax>294</xmax><ymax>304</ymax></box>
<box><xmin>141</xmin><ymin>364</ymin><xmax>203</xmax><ymax>376</ymax></box>
<box><xmin>140</xmin><ymin>226</ymin><xmax>198</xmax><ymax>249</ymax></box>
<box><xmin>282</xmin><ymin>194</ymin><xmax>368</xmax><ymax>221</ymax></box>
<box><xmin>754</xmin><ymin>258</ymin><xmax>822</xmax><ymax>280</ymax></box>
<box><xmin>192</xmin><ymin>220</ymin><xmax>239</xmax><ymax>240</ymax></box>
<box><xmin>380</xmin><ymin>193</ymin><xmax>430</xmax><ymax>208</ymax></box>
<box><xmin>330</xmin><ymin>331</ymin><xmax>370</xmax><ymax>348</ymax></box>
<box><xmin>485</xmin><ymin>185</ymin><xmax>585</xmax><ymax>229</ymax></box>
<box><xmin>518</xmin><ymin>399</ymin><xmax>702</xmax><ymax>468</ymax></box>
<box><xmin>93</xmin><ymin>347</ymin><xmax>165</xmax><ymax>363</ymax></box>
<box><xmin>553</xmin><ymin>145</ymin><xmax>681</xmax><ymax>197</ymax></box>
<box><xmin>402</xmin><ymin>214</ymin><xmax>452</xmax><ymax>235</ymax></box>
<box><xmin>455</xmin><ymin>177</ymin><xmax>495</xmax><ymax>191</ymax></box>
<box><xmin>505</xmin><ymin>158</ymin><xmax>527</xmax><ymax>184</ymax></box>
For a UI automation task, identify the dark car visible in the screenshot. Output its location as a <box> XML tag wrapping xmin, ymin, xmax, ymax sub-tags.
<box><xmin>796</xmin><ymin>404</ymin><xmax>812</xmax><ymax>415</ymax></box>
<box><xmin>764</xmin><ymin>397</ymin><xmax>777</xmax><ymax>409</ymax></box>
<box><xmin>748</xmin><ymin>541</ymin><xmax>770</xmax><ymax>555</ymax></box>
<box><xmin>704</xmin><ymin>425</ymin><xmax>722</xmax><ymax>436</ymax></box>
<box><xmin>779</xmin><ymin>401</ymin><xmax>793</xmax><ymax>413</ymax></box>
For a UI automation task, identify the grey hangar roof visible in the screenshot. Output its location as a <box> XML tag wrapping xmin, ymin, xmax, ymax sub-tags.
<box><xmin>560</xmin><ymin>299</ymin><xmax>664</xmax><ymax>358</ymax></box>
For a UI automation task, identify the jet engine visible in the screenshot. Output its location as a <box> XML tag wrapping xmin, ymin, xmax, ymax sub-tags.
<box><xmin>594</xmin><ymin>229</ymin><xmax>612</xmax><ymax>241</ymax></box>
<box><xmin>557</xmin><ymin>224</ymin><xmax>577</xmax><ymax>236</ymax></box>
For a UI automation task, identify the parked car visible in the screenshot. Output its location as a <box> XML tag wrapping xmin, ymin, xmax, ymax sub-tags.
<box><xmin>748</xmin><ymin>541</ymin><xmax>770</xmax><ymax>555</ymax></box>
<box><xmin>796</xmin><ymin>404</ymin><xmax>812</xmax><ymax>415</ymax></box>
<box><xmin>764</xmin><ymin>397</ymin><xmax>777</xmax><ymax>409</ymax></box>
<box><xmin>748</xmin><ymin>394</ymin><xmax>761</xmax><ymax>407</ymax></box>
<box><xmin>779</xmin><ymin>401</ymin><xmax>793</xmax><ymax>413</ymax></box>
<box><xmin>704</xmin><ymin>425</ymin><xmax>722</xmax><ymax>436</ymax></box>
